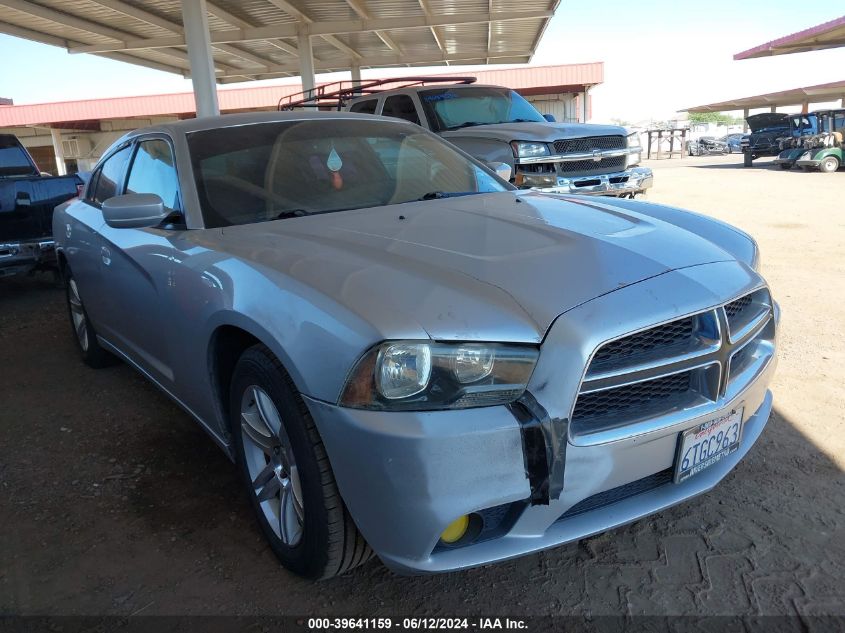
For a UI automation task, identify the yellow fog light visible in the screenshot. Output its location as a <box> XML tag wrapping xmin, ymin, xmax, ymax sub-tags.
<box><xmin>440</xmin><ymin>515</ymin><xmax>470</xmax><ymax>544</ymax></box>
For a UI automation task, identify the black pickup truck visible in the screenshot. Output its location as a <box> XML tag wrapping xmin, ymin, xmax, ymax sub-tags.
<box><xmin>1</xmin><ymin>134</ymin><xmax>82</xmax><ymax>278</ymax></box>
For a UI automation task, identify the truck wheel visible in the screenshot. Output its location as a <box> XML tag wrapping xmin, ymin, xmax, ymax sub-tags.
<box><xmin>743</xmin><ymin>152</ymin><xmax>753</xmax><ymax>167</ymax></box>
<box><xmin>230</xmin><ymin>344</ymin><xmax>373</xmax><ymax>579</ymax></box>
<box><xmin>65</xmin><ymin>272</ymin><xmax>117</xmax><ymax>368</ymax></box>
<box><xmin>819</xmin><ymin>156</ymin><xmax>840</xmax><ymax>173</ymax></box>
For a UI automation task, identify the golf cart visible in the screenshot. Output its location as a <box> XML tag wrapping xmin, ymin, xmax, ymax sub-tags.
<box><xmin>774</xmin><ymin>113</ymin><xmax>820</xmax><ymax>169</ymax></box>
<box><xmin>794</xmin><ymin>109</ymin><xmax>845</xmax><ymax>173</ymax></box>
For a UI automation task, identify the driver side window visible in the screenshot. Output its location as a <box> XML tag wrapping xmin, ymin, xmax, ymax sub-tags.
<box><xmin>125</xmin><ymin>139</ymin><xmax>181</xmax><ymax>212</ymax></box>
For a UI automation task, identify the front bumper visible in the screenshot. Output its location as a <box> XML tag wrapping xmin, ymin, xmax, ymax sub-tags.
<box><xmin>307</xmin><ymin>262</ymin><xmax>777</xmax><ymax>575</ymax></box>
<box><xmin>0</xmin><ymin>239</ymin><xmax>56</xmax><ymax>278</ymax></box>
<box><xmin>531</xmin><ymin>166</ymin><xmax>654</xmax><ymax>197</ymax></box>
<box><xmin>795</xmin><ymin>159</ymin><xmax>822</xmax><ymax>168</ymax></box>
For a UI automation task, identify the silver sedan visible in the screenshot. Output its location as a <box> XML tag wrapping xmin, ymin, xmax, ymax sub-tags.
<box><xmin>54</xmin><ymin>111</ymin><xmax>778</xmax><ymax>578</ymax></box>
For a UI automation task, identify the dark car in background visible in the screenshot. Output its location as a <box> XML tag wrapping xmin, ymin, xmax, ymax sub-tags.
<box><xmin>0</xmin><ymin>134</ymin><xmax>82</xmax><ymax>278</ymax></box>
<box><xmin>741</xmin><ymin>113</ymin><xmax>816</xmax><ymax>167</ymax></box>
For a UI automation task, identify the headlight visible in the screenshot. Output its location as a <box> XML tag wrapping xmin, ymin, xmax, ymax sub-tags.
<box><xmin>511</xmin><ymin>141</ymin><xmax>550</xmax><ymax>159</ymax></box>
<box><xmin>340</xmin><ymin>341</ymin><xmax>539</xmax><ymax>411</ymax></box>
<box><xmin>627</xmin><ymin>132</ymin><xmax>641</xmax><ymax>149</ymax></box>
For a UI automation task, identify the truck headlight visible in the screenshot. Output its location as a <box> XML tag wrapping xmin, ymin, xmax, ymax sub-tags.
<box><xmin>340</xmin><ymin>341</ymin><xmax>539</xmax><ymax>410</ymax></box>
<box><xmin>511</xmin><ymin>141</ymin><xmax>550</xmax><ymax>159</ymax></box>
<box><xmin>627</xmin><ymin>132</ymin><xmax>641</xmax><ymax>149</ymax></box>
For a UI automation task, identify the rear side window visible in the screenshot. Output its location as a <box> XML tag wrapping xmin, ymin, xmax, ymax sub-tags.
<box><xmin>126</xmin><ymin>139</ymin><xmax>181</xmax><ymax>212</ymax></box>
<box><xmin>0</xmin><ymin>136</ymin><xmax>38</xmax><ymax>177</ymax></box>
<box><xmin>349</xmin><ymin>99</ymin><xmax>377</xmax><ymax>114</ymax></box>
<box><xmin>382</xmin><ymin>95</ymin><xmax>421</xmax><ymax>125</ymax></box>
<box><xmin>92</xmin><ymin>146</ymin><xmax>132</xmax><ymax>205</ymax></box>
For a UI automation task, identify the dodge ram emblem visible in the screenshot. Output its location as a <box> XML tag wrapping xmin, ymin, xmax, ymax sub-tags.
<box><xmin>592</xmin><ymin>149</ymin><xmax>602</xmax><ymax>162</ymax></box>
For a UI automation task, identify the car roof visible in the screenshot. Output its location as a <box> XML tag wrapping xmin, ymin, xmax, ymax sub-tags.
<box><xmin>122</xmin><ymin>110</ymin><xmax>406</xmax><ymax>139</ymax></box>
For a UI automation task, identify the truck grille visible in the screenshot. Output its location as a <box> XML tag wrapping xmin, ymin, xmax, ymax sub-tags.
<box><xmin>571</xmin><ymin>289</ymin><xmax>774</xmax><ymax>439</ymax></box>
<box><xmin>554</xmin><ymin>136</ymin><xmax>626</xmax><ymax>153</ymax></box>
<box><xmin>558</xmin><ymin>156</ymin><xmax>626</xmax><ymax>176</ymax></box>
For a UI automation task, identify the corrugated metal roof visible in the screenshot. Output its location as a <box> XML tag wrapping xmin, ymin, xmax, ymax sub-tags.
<box><xmin>734</xmin><ymin>15</ymin><xmax>845</xmax><ymax>60</ymax></box>
<box><xmin>683</xmin><ymin>79</ymin><xmax>845</xmax><ymax>112</ymax></box>
<box><xmin>0</xmin><ymin>0</ymin><xmax>560</xmax><ymax>82</ymax></box>
<box><xmin>0</xmin><ymin>62</ymin><xmax>603</xmax><ymax>126</ymax></box>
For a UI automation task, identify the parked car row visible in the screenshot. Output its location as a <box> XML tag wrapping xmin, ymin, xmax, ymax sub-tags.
<box><xmin>49</xmin><ymin>101</ymin><xmax>778</xmax><ymax>579</ymax></box>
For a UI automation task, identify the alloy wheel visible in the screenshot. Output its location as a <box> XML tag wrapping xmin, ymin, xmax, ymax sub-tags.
<box><xmin>68</xmin><ymin>279</ymin><xmax>89</xmax><ymax>352</ymax></box>
<box><xmin>240</xmin><ymin>385</ymin><xmax>304</xmax><ymax>546</ymax></box>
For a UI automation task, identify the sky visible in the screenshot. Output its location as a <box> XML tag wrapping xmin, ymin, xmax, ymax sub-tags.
<box><xmin>1</xmin><ymin>0</ymin><xmax>844</xmax><ymax>123</ymax></box>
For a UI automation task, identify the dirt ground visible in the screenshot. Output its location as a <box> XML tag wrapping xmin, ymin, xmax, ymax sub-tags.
<box><xmin>1</xmin><ymin>155</ymin><xmax>843</xmax><ymax>617</ymax></box>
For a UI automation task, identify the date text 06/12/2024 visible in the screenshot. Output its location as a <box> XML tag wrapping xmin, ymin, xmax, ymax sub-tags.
<box><xmin>306</xmin><ymin>618</ymin><xmax>528</xmax><ymax>630</ymax></box>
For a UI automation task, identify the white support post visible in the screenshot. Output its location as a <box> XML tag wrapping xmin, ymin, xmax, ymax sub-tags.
<box><xmin>770</xmin><ymin>105</ymin><xmax>776</xmax><ymax>113</ymax></box>
<box><xmin>298</xmin><ymin>31</ymin><xmax>316</xmax><ymax>95</ymax></box>
<box><xmin>743</xmin><ymin>108</ymin><xmax>749</xmax><ymax>132</ymax></box>
<box><xmin>50</xmin><ymin>128</ymin><xmax>67</xmax><ymax>176</ymax></box>
<box><xmin>181</xmin><ymin>0</ymin><xmax>220</xmax><ymax>117</ymax></box>
<box><xmin>350</xmin><ymin>62</ymin><xmax>362</xmax><ymax>95</ymax></box>
<box><xmin>579</xmin><ymin>87</ymin><xmax>590</xmax><ymax>123</ymax></box>
<box><xmin>801</xmin><ymin>101</ymin><xmax>809</xmax><ymax>114</ymax></box>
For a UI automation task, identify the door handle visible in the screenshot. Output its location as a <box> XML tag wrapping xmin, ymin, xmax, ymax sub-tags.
<box><xmin>101</xmin><ymin>246</ymin><xmax>111</xmax><ymax>266</ymax></box>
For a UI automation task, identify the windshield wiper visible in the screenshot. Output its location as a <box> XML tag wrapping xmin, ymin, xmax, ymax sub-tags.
<box><xmin>443</xmin><ymin>121</ymin><xmax>487</xmax><ymax>131</ymax></box>
<box><xmin>417</xmin><ymin>191</ymin><xmax>480</xmax><ymax>201</ymax></box>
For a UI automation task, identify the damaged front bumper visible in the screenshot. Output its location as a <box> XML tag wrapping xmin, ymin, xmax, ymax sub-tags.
<box><xmin>0</xmin><ymin>239</ymin><xmax>56</xmax><ymax>278</ymax></box>
<box><xmin>305</xmin><ymin>261</ymin><xmax>777</xmax><ymax>575</ymax></box>
<box><xmin>531</xmin><ymin>166</ymin><xmax>654</xmax><ymax>197</ymax></box>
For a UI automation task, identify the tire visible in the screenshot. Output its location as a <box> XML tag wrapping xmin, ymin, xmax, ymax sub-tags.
<box><xmin>230</xmin><ymin>344</ymin><xmax>372</xmax><ymax>579</ymax></box>
<box><xmin>743</xmin><ymin>152</ymin><xmax>753</xmax><ymax>167</ymax></box>
<box><xmin>820</xmin><ymin>156</ymin><xmax>840</xmax><ymax>173</ymax></box>
<box><xmin>65</xmin><ymin>271</ymin><xmax>116</xmax><ymax>368</ymax></box>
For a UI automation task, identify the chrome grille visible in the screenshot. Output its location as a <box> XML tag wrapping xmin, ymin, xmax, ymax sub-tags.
<box><xmin>558</xmin><ymin>156</ymin><xmax>626</xmax><ymax>176</ymax></box>
<box><xmin>554</xmin><ymin>136</ymin><xmax>626</xmax><ymax>153</ymax></box>
<box><xmin>571</xmin><ymin>289</ymin><xmax>775</xmax><ymax>440</ymax></box>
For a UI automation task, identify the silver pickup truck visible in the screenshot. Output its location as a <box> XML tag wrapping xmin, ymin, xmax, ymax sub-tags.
<box><xmin>344</xmin><ymin>82</ymin><xmax>653</xmax><ymax>197</ymax></box>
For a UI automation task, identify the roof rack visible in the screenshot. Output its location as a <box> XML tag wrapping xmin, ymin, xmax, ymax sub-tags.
<box><xmin>278</xmin><ymin>76</ymin><xmax>477</xmax><ymax>111</ymax></box>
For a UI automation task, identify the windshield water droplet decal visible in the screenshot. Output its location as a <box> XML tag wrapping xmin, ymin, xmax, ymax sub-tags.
<box><xmin>327</xmin><ymin>147</ymin><xmax>343</xmax><ymax>172</ymax></box>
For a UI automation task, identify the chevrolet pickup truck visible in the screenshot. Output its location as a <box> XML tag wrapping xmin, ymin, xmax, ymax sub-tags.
<box><xmin>279</xmin><ymin>78</ymin><xmax>652</xmax><ymax>197</ymax></box>
<box><xmin>0</xmin><ymin>134</ymin><xmax>82</xmax><ymax>278</ymax></box>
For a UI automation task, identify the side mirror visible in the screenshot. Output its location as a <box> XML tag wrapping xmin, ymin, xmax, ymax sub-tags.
<box><xmin>487</xmin><ymin>161</ymin><xmax>512</xmax><ymax>181</ymax></box>
<box><xmin>542</xmin><ymin>113</ymin><xmax>556</xmax><ymax>123</ymax></box>
<box><xmin>102</xmin><ymin>193</ymin><xmax>168</xmax><ymax>229</ymax></box>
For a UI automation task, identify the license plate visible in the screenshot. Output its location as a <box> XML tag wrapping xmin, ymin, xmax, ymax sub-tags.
<box><xmin>674</xmin><ymin>408</ymin><xmax>744</xmax><ymax>483</ymax></box>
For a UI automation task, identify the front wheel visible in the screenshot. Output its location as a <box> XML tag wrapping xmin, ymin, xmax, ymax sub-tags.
<box><xmin>820</xmin><ymin>156</ymin><xmax>840</xmax><ymax>173</ymax></box>
<box><xmin>230</xmin><ymin>345</ymin><xmax>372</xmax><ymax>579</ymax></box>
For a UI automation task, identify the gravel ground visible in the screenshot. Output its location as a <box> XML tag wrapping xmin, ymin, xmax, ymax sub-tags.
<box><xmin>1</xmin><ymin>155</ymin><xmax>843</xmax><ymax>617</ymax></box>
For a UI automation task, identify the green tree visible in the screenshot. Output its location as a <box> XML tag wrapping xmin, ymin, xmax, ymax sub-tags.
<box><xmin>689</xmin><ymin>112</ymin><xmax>744</xmax><ymax>125</ymax></box>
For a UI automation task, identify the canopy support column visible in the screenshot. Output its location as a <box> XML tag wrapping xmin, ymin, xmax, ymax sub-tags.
<box><xmin>50</xmin><ymin>128</ymin><xmax>66</xmax><ymax>176</ymax></box>
<box><xmin>743</xmin><ymin>108</ymin><xmax>749</xmax><ymax>132</ymax></box>
<box><xmin>298</xmin><ymin>32</ymin><xmax>316</xmax><ymax>94</ymax></box>
<box><xmin>180</xmin><ymin>0</ymin><xmax>219</xmax><ymax>118</ymax></box>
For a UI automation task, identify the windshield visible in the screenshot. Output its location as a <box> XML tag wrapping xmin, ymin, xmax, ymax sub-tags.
<box><xmin>418</xmin><ymin>87</ymin><xmax>545</xmax><ymax>132</ymax></box>
<box><xmin>0</xmin><ymin>136</ymin><xmax>39</xmax><ymax>177</ymax></box>
<box><xmin>187</xmin><ymin>119</ymin><xmax>511</xmax><ymax>228</ymax></box>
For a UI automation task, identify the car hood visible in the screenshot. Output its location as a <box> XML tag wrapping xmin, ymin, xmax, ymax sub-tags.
<box><xmin>746</xmin><ymin>113</ymin><xmax>791</xmax><ymax>133</ymax></box>
<box><xmin>440</xmin><ymin>121</ymin><xmax>627</xmax><ymax>144</ymax></box>
<box><xmin>215</xmin><ymin>192</ymin><xmax>739</xmax><ymax>342</ymax></box>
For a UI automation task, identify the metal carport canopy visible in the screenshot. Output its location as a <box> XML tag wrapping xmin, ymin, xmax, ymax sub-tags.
<box><xmin>734</xmin><ymin>15</ymin><xmax>845</xmax><ymax>59</ymax></box>
<box><xmin>683</xmin><ymin>80</ymin><xmax>845</xmax><ymax>113</ymax></box>
<box><xmin>0</xmin><ymin>0</ymin><xmax>560</xmax><ymax>117</ymax></box>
